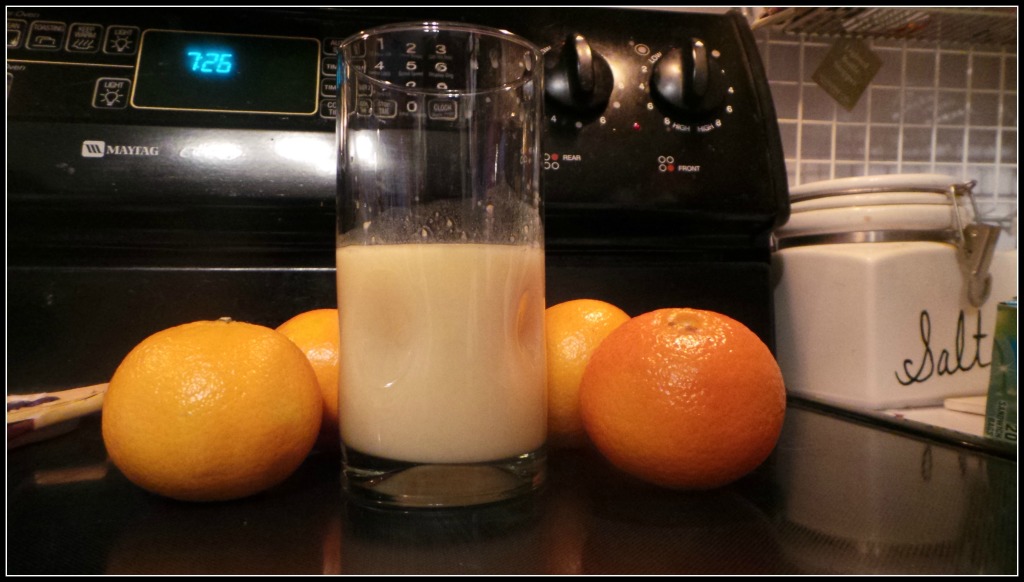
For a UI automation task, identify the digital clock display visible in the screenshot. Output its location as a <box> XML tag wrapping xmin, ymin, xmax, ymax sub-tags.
<box><xmin>132</xmin><ymin>30</ymin><xmax>320</xmax><ymax>115</ymax></box>
<box><xmin>187</xmin><ymin>50</ymin><xmax>234</xmax><ymax>75</ymax></box>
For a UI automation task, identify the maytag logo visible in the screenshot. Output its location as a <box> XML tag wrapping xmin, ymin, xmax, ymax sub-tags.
<box><xmin>81</xmin><ymin>140</ymin><xmax>106</xmax><ymax>158</ymax></box>
<box><xmin>81</xmin><ymin>140</ymin><xmax>160</xmax><ymax>158</ymax></box>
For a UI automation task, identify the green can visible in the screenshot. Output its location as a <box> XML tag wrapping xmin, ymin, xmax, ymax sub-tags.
<box><xmin>984</xmin><ymin>299</ymin><xmax>1017</xmax><ymax>443</ymax></box>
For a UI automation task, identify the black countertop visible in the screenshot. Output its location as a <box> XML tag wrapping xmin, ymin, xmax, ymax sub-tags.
<box><xmin>6</xmin><ymin>397</ymin><xmax>1017</xmax><ymax>575</ymax></box>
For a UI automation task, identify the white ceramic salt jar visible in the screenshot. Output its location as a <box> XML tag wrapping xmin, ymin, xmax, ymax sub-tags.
<box><xmin>772</xmin><ymin>174</ymin><xmax>1017</xmax><ymax>410</ymax></box>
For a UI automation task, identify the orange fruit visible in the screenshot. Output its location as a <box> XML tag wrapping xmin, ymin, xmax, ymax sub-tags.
<box><xmin>579</xmin><ymin>308</ymin><xmax>785</xmax><ymax>490</ymax></box>
<box><xmin>545</xmin><ymin>299</ymin><xmax>631</xmax><ymax>448</ymax></box>
<box><xmin>276</xmin><ymin>308</ymin><xmax>341</xmax><ymax>440</ymax></box>
<box><xmin>102</xmin><ymin>318</ymin><xmax>323</xmax><ymax>502</ymax></box>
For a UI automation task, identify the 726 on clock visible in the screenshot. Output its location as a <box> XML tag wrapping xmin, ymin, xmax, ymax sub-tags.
<box><xmin>187</xmin><ymin>50</ymin><xmax>234</xmax><ymax>74</ymax></box>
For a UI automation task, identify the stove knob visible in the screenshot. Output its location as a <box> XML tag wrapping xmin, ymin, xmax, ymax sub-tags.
<box><xmin>650</xmin><ymin>40</ymin><xmax>727</xmax><ymax>119</ymax></box>
<box><xmin>544</xmin><ymin>33</ymin><xmax>613</xmax><ymax>117</ymax></box>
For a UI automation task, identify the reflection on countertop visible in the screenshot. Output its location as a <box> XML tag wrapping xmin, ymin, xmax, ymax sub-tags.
<box><xmin>6</xmin><ymin>399</ymin><xmax>1018</xmax><ymax>575</ymax></box>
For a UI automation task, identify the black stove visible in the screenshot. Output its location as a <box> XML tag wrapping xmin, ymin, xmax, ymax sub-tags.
<box><xmin>7</xmin><ymin>7</ymin><xmax>788</xmax><ymax>391</ymax></box>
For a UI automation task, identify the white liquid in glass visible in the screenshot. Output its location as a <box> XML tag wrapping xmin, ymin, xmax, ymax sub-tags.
<box><xmin>336</xmin><ymin>243</ymin><xmax>547</xmax><ymax>464</ymax></box>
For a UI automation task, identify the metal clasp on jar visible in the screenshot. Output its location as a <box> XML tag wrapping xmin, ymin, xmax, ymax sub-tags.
<box><xmin>950</xmin><ymin>180</ymin><xmax>1001</xmax><ymax>307</ymax></box>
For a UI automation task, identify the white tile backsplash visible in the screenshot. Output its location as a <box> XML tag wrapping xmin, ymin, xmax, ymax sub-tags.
<box><xmin>868</xmin><ymin>162</ymin><xmax>899</xmax><ymax>175</ymax></box>
<box><xmin>868</xmin><ymin>126</ymin><xmax>900</xmax><ymax>160</ymax></box>
<box><xmin>997</xmin><ymin>168</ymin><xmax>1017</xmax><ymax>199</ymax></box>
<box><xmin>936</xmin><ymin>91</ymin><xmax>968</xmax><ymax>125</ymax></box>
<box><xmin>900</xmin><ymin>163</ymin><xmax>934</xmax><ymax>176</ymax></box>
<box><xmin>835</xmin><ymin>93</ymin><xmax>869</xmax><ymax>122</ymax></box>
<box><xmin>778</xmin><ymin>121</ymin><xmax>799</xmax><ymax>157</ymax></box>
<box><xmin>968</xmin><ymin>129</ymin><xmax>998</xmax><ymax>163</ymax></box>
<box><xmin>1001</xmin><ymin>131</ymin><xmax>1017</xmax><ymax>164</ymax></box>
<box><xmin>1003</xmin><ymin>93</ymin><xmax>1017</xmax><ymax>126</ymax></box>
<box><xmin>971</xmin><ymin>54</ymin><xmax>1002</xmax><ymax>89</ymax></box>
<box><xmin>903</xmin><ymin>89</ymin><xmax>936</xmax><ymax>125</ymax></box>
<box><xmin>833</xmin><ymin>162</ymin><xmax>863</xmax><ymax>178</ymax></box>
<box><xmin>768</xmin><ymin>82</ymin><xmax>800</xmax><ymax>119</ymax></box>
<box><xmin>767</xmin><ymin>43</ymin><xmax>801</xmax><ymax>81</ymax></box>
<box><xmin>755</xmin><ymin>28</ymin><xmax>1017</xmax><ymax>231</ymax></box>
<box><xmin>939</xmin><ymin>53</ymin><xmax>969</xmax><ymax>88</ymax></box>
<box><xmin>800</xmin><ymin>123</ymin><xmax>833</xmax><ymax>160</ymax></box>
<box><xmin>905</xmin><ymin>51</ymin><xmax>937</xmax><ymax>87</ymax></box>
<box><xmin>834</xmin><ymin>126</ymin><xmax>866</xmax><ymax>160</ymax></box>
<box><xmin>870</xmin><ymin>87</ymin><xmax>902</xmax><ymax>123</ymax></box>
<box><xmin>969</xmin><ymin>92</ymin><xmax>1001</xmax><ymax>127</ymax></box>
<box><xmin>799</xmin><ymin>162</ymin><xmax>833</xmax><ymax>183</ymax></box>
<box><xmin>801</xmin><ymin>86</ymin><xmax>835</xmax><ymax>121</ymax></box>
<box><xmin>1004</xmin><ymin>56</ymin><xmax>1017</xmax><ymax>88</ymax></box>
<box><xmin>934</xmin><ymin>128</ymin><xmax>965</xmax><ymax>162</ymax></box>
<box><xmin>803</xmin><ymin>44</ymin><xmax>830</xmax><ymax>76</ymax></box>
<box><xmin>871</xmin><ymin>48</ymin><xmax>903</xmax><ymax>86</ymax></box>
<box><xmin>902</xmin><ymin>127</ymin><xmax>934</xmax><ymax>162</ymax></box>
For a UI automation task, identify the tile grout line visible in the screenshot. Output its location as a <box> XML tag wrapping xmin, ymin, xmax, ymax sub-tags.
<box><xmin>896</xmin><ymin>40</ymin><xmax>906</xmax><ymax>174</ymax></box>
<box><xmin>795</xmin><ymin>34</ymin><xmax>805</xmax><ymax>186</ymax></box>
<box><xmin>962</xmin><ymin>47</ymin><xmax>974</xmax><ymax>184</ymax></box>
<box><xmin>929</xmin><ymin>46</ymin><xmax>940</xmax><ymax>172</ymax></box>
<box><xmin>992</xmin><ymin>48</ymin><xmax>1005</xmax><ymax>210</ymax></box>
<box><xmin>869</xmin><ymin>41</ymin><xmax>880</xmax><ymax>176</ymax></box>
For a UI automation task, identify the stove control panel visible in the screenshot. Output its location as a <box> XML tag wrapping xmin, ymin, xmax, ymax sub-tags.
<box><xmin>7</xmin><ymin>7</ymin><xmax>788</xmax><ymax>246</ymax></box>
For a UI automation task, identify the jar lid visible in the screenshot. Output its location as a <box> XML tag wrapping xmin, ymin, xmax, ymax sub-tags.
<box><xmin>789</xmin><ymin>173</ymin><xmax>955</xmax><ymax>202</ymax></box>
<box><xmin>791</xmin><ymin>191</ymin><xmax>953</xmax><ymax>214</ymax></box>
<box><xmin>778</xmin><ymin>173</ymin><xmax>973</xmax><ymax>241</ymax></box>
<box><xmin>776</xmin><ymin>202</ymin><xmax>968</xmax><ymax>240</ymax></box>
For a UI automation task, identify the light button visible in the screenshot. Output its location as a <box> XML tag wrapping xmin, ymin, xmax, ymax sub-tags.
<box><xmin>93</xmin><ymin>77</ymin><xmax>131</xmax><ymax>109</ymax></box>
<box><xmin>103</xmin><ymin>25</ymin><xmax>139</xmax><ymax>55</ymax></box>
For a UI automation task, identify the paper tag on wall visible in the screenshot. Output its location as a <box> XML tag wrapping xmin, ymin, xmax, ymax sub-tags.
<box><xmin>811</xmin><ymin>38</ymin><xmax>882</xmax><ymax>111</ymax></box>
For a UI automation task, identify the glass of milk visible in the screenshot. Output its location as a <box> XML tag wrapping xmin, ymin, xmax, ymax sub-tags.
<box><xmin>335</xmin><ymin>22</ymin><xmax>546</xmax><ymax>508</ymax></box>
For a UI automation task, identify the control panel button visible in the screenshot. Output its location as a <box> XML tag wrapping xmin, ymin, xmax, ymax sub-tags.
<box><xmin>320</xmin><ymin>78</ymin><xmax>338</xmax><ymax>97</ymax></box>
<box><xmin>103</xmin><ymin>25</ymin><xmax>139</xmax><ymax>55</ymax></box>
<box><xmin>322</xmin><ymin>56</ymin><xmax>338</xmax><ymax>77</ymax></box>
<box><xmin>320</xmin><ymin>99</ymin><xmax>337</xmax><ymax>119</ymax></box>
<box><xmin>26</xmin><ymin>21</ymin><xmax>66</xmax><ymax>51</ymax></box>
<box><xmin>355</xmin><ymin>97</ymin><xmax>373</xmax><ymax>116</ymax></box>
<box><xmin>323</xmin><ymin>37</ymin><xmax>347</xmax><ymax>56</ymax></box>
<box><xmin>374</xmin><ymin>99</ymin><xmax>398</xmax><ymax>118</ymax></box>
<box><xmin>427</xmin><ymin>99</ymin><xmax>458</xmax><ymax>121</ymax></box>
<box><xmin>66</xmin><ymin>23</ymin><xmax>103</xmax><ymax>53</ymax></box>
<box><xmin>93</xmin><ymin>77</ymin><xmax>131</xmax><ymax>109</ymax></box>
<box><xmin>8</xmin><ymin>19</ymin><xmax>27</xmax><ymax>49</ymax></box>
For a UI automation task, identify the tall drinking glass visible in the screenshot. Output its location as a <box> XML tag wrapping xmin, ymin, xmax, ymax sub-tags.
<box><xmin>335</xmin><ymin>22</ymin><xmax>546</xmax><ymax>508</ymax></box>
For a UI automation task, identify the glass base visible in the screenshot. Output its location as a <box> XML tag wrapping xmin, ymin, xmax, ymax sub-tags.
<box><xmin>341</xmin><ymin>447</ymin><xmax>546</xmax><ymax>509</ymax></box>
